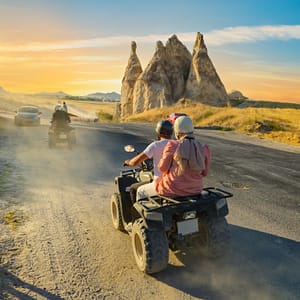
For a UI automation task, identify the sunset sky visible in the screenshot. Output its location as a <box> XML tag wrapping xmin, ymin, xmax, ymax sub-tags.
<box><xmin>0</xmin><ymin>0</ymin><xmax>299</xmax><ymax>103</ymax></box>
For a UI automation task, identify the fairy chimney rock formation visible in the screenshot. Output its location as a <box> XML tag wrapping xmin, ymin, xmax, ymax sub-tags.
<box><xmin>132</xmin><ymin>36</ymin><xmax>192</xmax><ymax>114</ymax></box>
<box><xmin>185</xmin><ymin>32</ymin><xmax>228</xmax><ymax>106</ymax></box>
<box><xmin>120</xmin><ymin>32</ymin><xmax>228</xmax><ymax>118</ymax></box>
<box><xmin>164</xmin><ymin>35</ymin><xmax>192</xmax><ymax>103</ymax></box>
<box><xmin>132</xmin><ymin>41</ymin><xmax>172</xmax><ymax>114</ymax></box>
<box><xmin>120</xmin><ymin>41</ymin><xmax>143</xmax><ymax>117</ymax></box>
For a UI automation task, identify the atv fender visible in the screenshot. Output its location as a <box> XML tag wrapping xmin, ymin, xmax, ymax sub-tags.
<box><xmin>114</xmin><ymin>175</ymin><xmax>138</xmax><ymax>224</ymax></box>
<box><xmin>133</xmin><ymin>202</ymin><xmax>164</xmax><ymax>231</ymax></box>
<box><xmin>205</xmin><ymin>194</ymin><xmax>229</xmax><ymax>218</ymax></box>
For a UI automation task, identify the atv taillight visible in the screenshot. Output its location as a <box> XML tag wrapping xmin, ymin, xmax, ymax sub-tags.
<box><xmin>216</xmin><ymin>198</ymin><xmax>227</xmax><ymax>210</ymax></box>
<box><xmin>182</xmin><ymin>211</ymin><xmax>197</xmax><ymax>220</ymax></box>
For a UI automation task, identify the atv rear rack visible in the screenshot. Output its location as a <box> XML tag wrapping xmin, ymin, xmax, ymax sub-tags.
<box><xmin>136</xmin><ymin>187</ymin><xmax>233</xmax><ymax>211</ymax></box>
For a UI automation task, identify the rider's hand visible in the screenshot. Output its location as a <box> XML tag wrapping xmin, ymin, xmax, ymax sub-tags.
<box><xmin>124</xmin><ymin>159</ymin><xmax>131</xmax><ymax>166</ymax></box>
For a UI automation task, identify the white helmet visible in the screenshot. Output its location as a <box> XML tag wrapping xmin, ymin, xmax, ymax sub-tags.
<box><xmin>55</xmin><ymin>104</ymin><xmax>62</xmax><ymax>111</ymax></box>
<box><xmin>174</xmin><ymin>116</ymin><xmax>194</xmax><ymax>135</ymax></box>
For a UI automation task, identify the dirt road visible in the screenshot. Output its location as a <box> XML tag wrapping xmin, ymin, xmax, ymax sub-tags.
<box><xmin>1</xmin><ymin>117</ymin><xmax>299</xmax><ymax>299</ymax></box>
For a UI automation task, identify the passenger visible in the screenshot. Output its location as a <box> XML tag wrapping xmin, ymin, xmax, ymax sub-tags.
<box><xmin>124</xmin><ymin>120</ymin><xmax>173</xmax><ymax>201</ymax></box>
<box><xmin>156</xmin><ymin>116</ymin><xmax>211</xmax><ymax>197</ymax></box>
<box><xmin>63</xmin><ymin>101</ymin><xmax>68</xmax><ymax>112</ymax></box>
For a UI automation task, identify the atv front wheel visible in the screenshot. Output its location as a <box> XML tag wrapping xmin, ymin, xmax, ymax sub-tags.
<box><xmin>131</xmin><ymin>218</ymin><xmax>169</xmax><ymax>274</ymax></box>
<box><xmin>110</xmin><ymin>193</ymin><xmax>124</xmax><ymax>231</ymax></box>
<box><xmin>196</xmin><ymin>216</ymin><xmax>230</xmax><ymax>258</ymax></box>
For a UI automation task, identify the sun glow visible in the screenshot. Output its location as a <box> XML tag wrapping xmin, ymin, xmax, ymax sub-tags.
<box><xmin>0</xmin><ymin>25</ymin><xmax>300</xmax><ymax>102</ymax></box>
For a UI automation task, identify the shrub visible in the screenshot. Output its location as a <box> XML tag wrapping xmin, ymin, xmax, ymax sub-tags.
<box><xmin>97</xmin><ymin>111</ymin><xmax>113</xmax><ymax>122</ymax></box>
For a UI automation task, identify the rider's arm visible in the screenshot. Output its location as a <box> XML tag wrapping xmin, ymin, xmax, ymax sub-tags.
<box><xmin>202</xmin><ymin>144</ymin><xmax>212</xmax><ymax>176</ymax></box>
<box><xmin>158</xmin><ymin>141</ymin><xmax>177</xmax><ymax>173</ymax></box>
<box><xmin>125</xmin><ymin>153</ymin><xmax>149</xmax><ymax>166</ymax></box>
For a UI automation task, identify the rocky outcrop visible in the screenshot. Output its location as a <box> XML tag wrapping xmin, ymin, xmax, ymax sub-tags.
<box><xmin>164</xmin><ymin>35</ymin><xmax>192</xmax><ymax>104</ymax></box>
<box><xmin>228</xmin><ymin>90</ymin><xmax>248</xmax><ymax>100</ymax></box>
<box><xmin>132</xmin><ymin>35</ymin><xmax>192</xmax><ymax>114</ymax></box>
<box><xmin>120</xmin><ymin>41</ymin><xmax>143</xmax><ymax>118</ymax></box>
<box><xmin>132</xmin><ymin>41</ymin><xmax>172</xmax><ymax>114</ymax></box>
<box><xmin>185</xmin><ymin>32</ymin><xmax>228</xmax><ymax>106</ymax></box>
<box><xmin>120</xmin><ymin>32</ymin><xmax>228</xmax><ymax>117</ymax></box>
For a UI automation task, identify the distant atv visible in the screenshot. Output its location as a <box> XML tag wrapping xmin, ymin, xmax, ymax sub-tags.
<box><xmin>111</xmin><ymin>144</ymin><xmax>233</xmax><ymax>274</ymax></box>
<box><xmin>48</xmin><ymin>122</ymin><xmax>76</xmax><ymax>149</ymax></box>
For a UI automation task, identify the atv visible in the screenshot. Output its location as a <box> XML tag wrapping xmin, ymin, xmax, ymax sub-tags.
<box><xmin>111</xmin><ymin>144</ymin><xmax>233</xmax><ymax>274</ymax></box>
<box><xmin>48</xmin><ymin>122</ymin><xmax>76</xmax><ymax>149</ymax></box>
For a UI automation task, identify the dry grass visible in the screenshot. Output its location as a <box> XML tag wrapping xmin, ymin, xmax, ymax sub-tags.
<box><xmin>1</xmin><ymin>94</ymin><xmax>299</xmax><ymax>145</ymax></box>
<box><xmin>0</xmin><ymin>93</ymin><xmax>116</xmax><ymax>115</ymax></box>
<box><xmin>3</xmin><ymin>210</ymin><xmax>25</xmax><ymax>229</ymax></box>
<box><xmin>124</xmin><ymin>100</ymin><xmax>300</xmax><ymax>146</ymax></box>
<box><xmin>68</xmin><ymin>101</ymin><xmax>116</xmax><ymax>115</ymax></box>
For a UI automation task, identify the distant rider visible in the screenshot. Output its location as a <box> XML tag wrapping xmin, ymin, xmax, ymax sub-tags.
<box><xmin>50</xmin><ymin>104</ymin><xmax>71</xmax><ymax>129</ymax></box>
<box><xmin>63</xmin><ymin>101</ymin><xmax>68</xmax><ymax>112</ymax></box>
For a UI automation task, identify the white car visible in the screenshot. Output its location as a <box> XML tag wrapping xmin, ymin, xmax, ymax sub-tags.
<box><xmin>14</xmin><ymin>106</ymin><xmax>41</xmax><ymax>126</ymax></box>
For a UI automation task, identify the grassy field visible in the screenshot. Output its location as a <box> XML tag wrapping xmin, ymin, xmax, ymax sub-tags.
<box><xmin>0</xmin><ymin>93</ymin><xmax>117</xmax><ymax>121</ymax></box>
<box><xmin>124</xmin><ymin>100</ymin><xmax>300</xmax><ymax>146</ymax></box>
<box><xmin>1</xmin><ymin>94</ymin><xmax>299</xmax><ymax>146</ymax></box>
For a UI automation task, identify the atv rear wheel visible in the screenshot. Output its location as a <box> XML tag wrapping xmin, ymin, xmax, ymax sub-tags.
<box><xmin>131</xmin><ymin>218</ymin><xmax>169</xmax><ymax>274</ymax></box>
<box><xmin>110</xmin><ymin>193</ymin><xmax>124</xmax><ymax>231</ymax></box>
<box><xmin>196</xmin><ymin>216</ymin><xmax>230</xmax><ymax>258</ymax></box>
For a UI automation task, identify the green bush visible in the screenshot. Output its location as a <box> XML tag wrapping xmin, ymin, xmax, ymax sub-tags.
<box><xmin>195</xmin><ymin>111</ymin><xmax>214</xmax><ymax>122</ymax></box>
<box><xmin>97</xmin><ymin>111</ymin><xmax>113</xmax><ymax>122</ymax></box>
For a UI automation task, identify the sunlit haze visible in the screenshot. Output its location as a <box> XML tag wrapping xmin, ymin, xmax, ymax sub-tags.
<box><xmin>0</xmin><ymin>0</ymin><xmax>299</xmax><ymax>103</ymax></box>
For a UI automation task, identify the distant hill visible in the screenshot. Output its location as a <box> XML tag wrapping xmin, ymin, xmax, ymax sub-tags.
<box><xmin>0</xmin><ymin>86</ymin><xmax>120</xmax><ymax>102</ymax></box>
<box><xmin>230</xmin><ymin>99</ymin><xmax>300</xmax><ymax>109</ymax></box>
<box><xmin>31</xmin><ymin>91</ymin><xmax>120</xmax><ymax>102</ymax></box>
<box><xmin>0</xmin><ymin>86</ymin><xmax>9</xmax><ymax>94</ymax></box>
<box><xmin>31</xmin><ymin>91</ymin><xmax>69</xmax><ymax>98</ymax></box>
<box><xmin>64</xmin><ymin>92</ymin><xmax>120</xmax><ymax>102</ymax></box>
<box><xmin>85</xmin><ymin>92</ymin><xmax>120</xmax><ymax>101</ymax></box>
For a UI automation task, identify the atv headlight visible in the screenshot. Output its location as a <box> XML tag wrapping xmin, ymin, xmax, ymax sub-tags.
<box><xmin>144</xmin><ymin>211</ymin><xmax>163</xmax><ymax>221</ymax></box>
<box><xmin>216</xmin><ymin>198</ymin><xmax>227</xmax><ymax>210</ymax></box>
<box><xmin>183</xmin><ymin>211</ymin><xmax>197</xmax><ymax>220</ymax></box>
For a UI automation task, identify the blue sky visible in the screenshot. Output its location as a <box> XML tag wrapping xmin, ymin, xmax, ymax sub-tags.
<box><xmin>0</xmin><ymin>0</ymin><xmax>299</xmax><ymax>102</ymax></box>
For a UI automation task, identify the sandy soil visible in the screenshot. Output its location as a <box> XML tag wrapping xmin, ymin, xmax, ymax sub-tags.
<box><xmin>0</xmin><ymin>116</ymin><xmax>194</xmax><ymax>300</ymax></box>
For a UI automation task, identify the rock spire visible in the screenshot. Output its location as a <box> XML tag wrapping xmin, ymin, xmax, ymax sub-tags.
<box><xmin>132</xmin><ymin>41</ymin><xmax>172</xmax><ymax>114</ymax></box>
<box><xmin>120</xmin><ymin>41</ymin><xmax>143</xmax><ymax>117</ymax></box>
<box><xmin>184</xmin><ymin>32</ymin><xmax>228</xmax><ymax>106</ymax></box>
<box><xmin>120</xmin><ymin>32</ymin><xmax>228</xmax><ymax>118</ymax></box>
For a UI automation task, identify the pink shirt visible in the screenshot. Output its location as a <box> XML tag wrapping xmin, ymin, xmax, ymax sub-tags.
<box><xmin>156</xmin><ymin>139</ymin><xmax>211</xmax><ymax>197</ymax></box>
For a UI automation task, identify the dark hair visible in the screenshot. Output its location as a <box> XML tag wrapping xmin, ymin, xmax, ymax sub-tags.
<box><xmin>155</xmin><ymin>120</ymin><xmax>173</xmax><ymax>136</ymax></box>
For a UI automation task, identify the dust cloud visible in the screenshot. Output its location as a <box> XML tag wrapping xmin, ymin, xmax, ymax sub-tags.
<box><xmin>1</xmin><ymin>108</ymin><xmax>299</xmax><ymax>299</ymax></box>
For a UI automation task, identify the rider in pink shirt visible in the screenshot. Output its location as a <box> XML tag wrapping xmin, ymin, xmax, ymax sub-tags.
<box><xmin>156</xmin><ymin>116</ymin><xmax>211</xmax><ymax>197</ymax></box>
